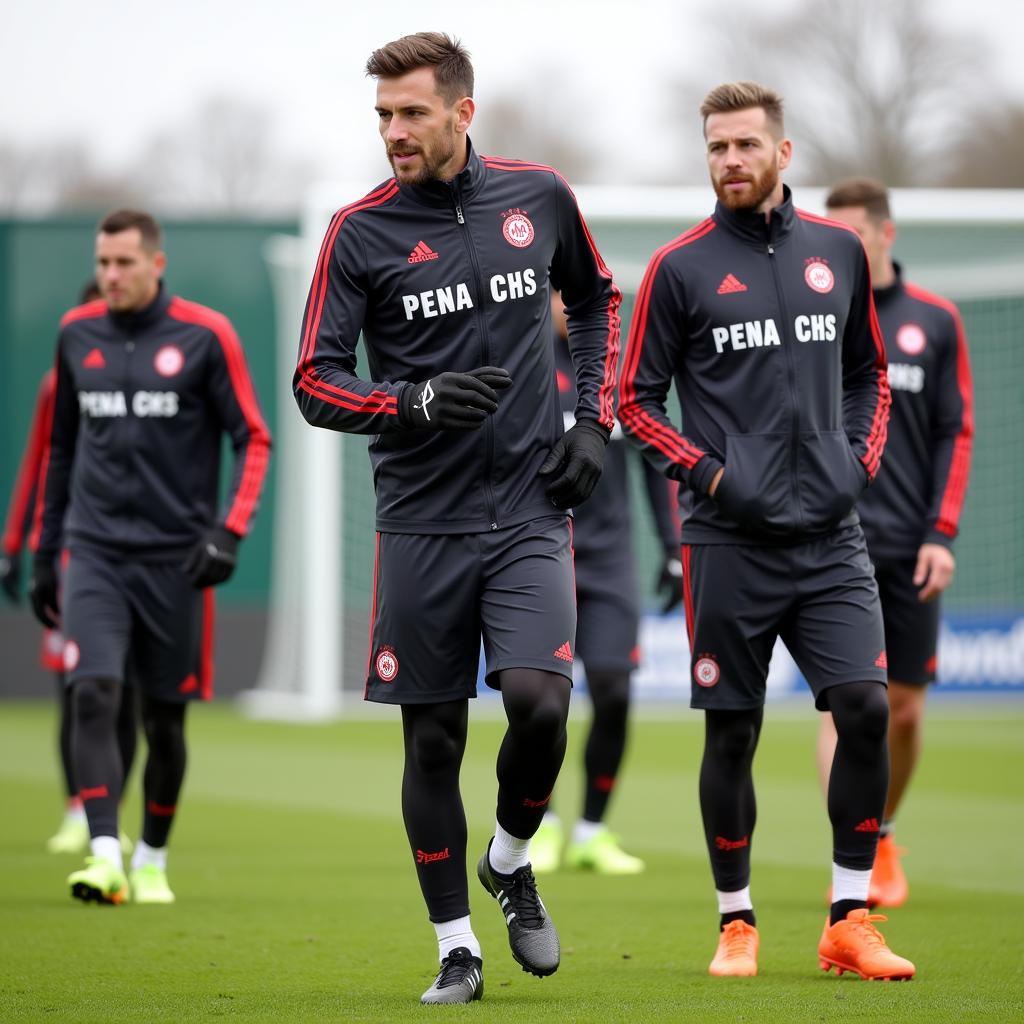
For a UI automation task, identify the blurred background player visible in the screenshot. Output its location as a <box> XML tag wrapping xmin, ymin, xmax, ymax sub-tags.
<box><xmin>29</xmin><ymin>209</ymin><xmax>271</xmax><ymax>905</ymax></box>
<box><xmin>294</xmin><ymin>33</ymin><xmax>619</xmax><ymax>1005</ymax></box>
<box><xmin>531</xmin><ymin>291</ymin><xmax>681</xmax><ymax>875</ymax></box>
<box><xmin>1</xmin><ymin>280</ymin><xmax>138</xmax><ymax>856</ymax></box>
<box><xmin>817</xmin><ymin>178</ymin><xmax>974</xmax><ymax>907</ymax></box>
<box><xmin>620</xmin><ymin>81</ymin><xmax>914</xmax><ymax>981</ymax></box>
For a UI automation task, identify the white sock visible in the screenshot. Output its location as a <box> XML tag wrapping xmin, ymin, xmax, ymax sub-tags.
<box><xmin>66</xmin><ymin>803</ymin><xmax>87</xmax><ymax>824</ymax></box>
<box><xmin>832</xmin><ymin>862</ymin><xmax>871</xmax><ymax>903</ymax></box>
<box><xmin>541</xmin><ymin>811</ymin><xmax>561</xmax><ymax>828</ymax></box>
<box><xmin>716</xmin><ymin>886</ymin><xmax>753</xmax><ymax>914</ymax></box>
<box><xmin>131</xmin><ymin>839</ymin><xmax>167</xmax><ymax>872</ymax></box>
<box><xmin>572</xmin><ymin>819</ymin><xmax>605</xmax><ymax>845</ymax></box>
<box><xmin>91</xmin><ymin>834</ymin><xmax>123</xmax><ymax>870</ymax></box>
<box><xmin>434</xmin><ymin>916</ymin><xmax>481</xmax><ymax>961</ymax></box>
<box><xmin>488</xmin><ymin>822</ymin><xmax>530</xmax><ymax>875</ymax></box>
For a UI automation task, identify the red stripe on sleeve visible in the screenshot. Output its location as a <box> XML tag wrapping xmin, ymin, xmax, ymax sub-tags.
<box><xmin>905</xmin><ymin>284</ymin><xmax>975</xmax><ymax>536</ymax></box>
<box><xmin>298</xmin><ymin>182</ymin><xmax>399</xmax><ymax>376</ymax></box>
<box><xmin>168</xmin><ymin>299</ymin><xmax>272</xmax><ymax>537</ymax></box>
<box><xmin>28</xmin><ymin>361</ymin><xmax>62</xmax><ymax>553</ymax></box>
<box><xmin>3</xmin><ymin>371</ymin><xmax>55</xmax><ymax>555</ymax></box>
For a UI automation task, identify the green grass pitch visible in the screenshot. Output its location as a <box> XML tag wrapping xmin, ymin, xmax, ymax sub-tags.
<box><xmin>1</xmin><ymin>698</ymin><xmax>1022</xmax><ymax>1022</ymax></box>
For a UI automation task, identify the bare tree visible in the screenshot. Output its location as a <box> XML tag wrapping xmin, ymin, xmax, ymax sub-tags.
<box><xmin>471</xmin><ymin>71</ymin><xmax>598</xmax><ymax>183</ymax></box>
<box><xmin>135</xmin><ymin>95</ymin><xmax>313</xmax><ymax>213</ymax></box>
<box><xmin>946</xmin><ymin>104</ymin><xmax>1024</xmax><ymax>187</ymax></box>
<box><xmin>708</xmin><ymin>0</ymin><xmax>985</xmax><ymax>185</ymax></box>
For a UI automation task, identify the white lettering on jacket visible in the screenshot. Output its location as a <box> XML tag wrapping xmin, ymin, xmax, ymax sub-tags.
<box><xmin>490</xmin><ymin>268</ymin><xmax>537</xmax><ymax>303</ymax></box>
<box><xmin>888</xmin><ymin>363</ymin><xmax>925</xmax><ymax>393</ymax></box>
<box><xmin>402</xmin><ymin>283</ymin><xmax>474</xmax><ymax>321</ymax></box>
<box><xmin>78</xmin><ymin>391</ymin><xmax>179</xmax><ymax>418</ymax></box>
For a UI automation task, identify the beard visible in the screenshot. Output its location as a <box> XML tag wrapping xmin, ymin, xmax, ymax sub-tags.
<box><xmin>388</xmin><ymin>131</ymin><xmax>457</xmax><ymax>186</ymax></box>
<box><xmin>713</xmin><ymin>161</ymin><xmax>780</xmax><ymax>212</ymax></box>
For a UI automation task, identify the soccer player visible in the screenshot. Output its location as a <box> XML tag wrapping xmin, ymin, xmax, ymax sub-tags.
<box><xmin>531</xmin><ymin>290</ymin><xmax>680</xmax><ymax>876</ymax></box>
<box><xmin>293</xmin><ymin>33</ymin><xmax>620</xmax><ymax>1004</ymax></box>
<box><xmin>29</xmin><ymin>209</ymin><xmax>271</xmax><ymax>905</ymax></box>
<box><xmin>2</xmin><ymin>282</ymin><xmax>137</xmax><ymax>856</ymax></box>
<box><xmin>619</xmin><ymin>82</ymin><xmax>914</xmax><ymax>981</ymax></box>
<box><xmin>816</xmin><ymin>178</ymin><xmax>973</xmax><ymax>907</ymax></box>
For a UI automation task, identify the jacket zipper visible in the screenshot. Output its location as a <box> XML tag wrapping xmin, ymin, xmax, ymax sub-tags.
<box><xmin>124</xmin><ymin>334</ymin><xmax>137</xmax><ymax>526</ymax></box>
<box><xmin>765</xmin><ymin>232</ymin><xmax>805</xmax><ymax>529</ymax></box>
<box><xmin>452</xmin><ymin>187</ymin><xmax>499</xmax><ymax>530</ymax></box>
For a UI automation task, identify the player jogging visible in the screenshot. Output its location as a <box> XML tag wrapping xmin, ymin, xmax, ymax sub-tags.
<box><xmin>29</xmin><ymin>209</ymin><xmax>271</xmax><ymax>906</ymax></box>
<box><xmin>293</xmin><ymin>33</ymin><xmax>619</xmax><ymax>1005</ymax></box>
<box><xmin>817</xmin><ymin>177</ymin><xmax>973</xmax><ymax>908</ymax></box>
<box><xmin>619</xmin><ymin>81</ymin><xmax>914</xmax><ymax>981</ymax></box>
<box><xmin>2</xmin><ymin>286</ymin><xmax>138</xmax><ymax>856</ymax></box>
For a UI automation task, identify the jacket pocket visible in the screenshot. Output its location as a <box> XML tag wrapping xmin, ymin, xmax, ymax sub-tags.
<box><xmin>797</xmin><ymin>430</ymin><xmax>867</xmax><ymax>532</ymax></box>
<box><xmin>714</xmin><ymin>432</ymin><xmax>792</xmax><ymax>533</ymax></box>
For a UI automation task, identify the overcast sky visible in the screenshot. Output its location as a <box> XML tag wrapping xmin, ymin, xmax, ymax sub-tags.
<box><xmin>3</xmin><ymin>0</ymin><xmax>1018</xmax><ymax>193</ymax></box>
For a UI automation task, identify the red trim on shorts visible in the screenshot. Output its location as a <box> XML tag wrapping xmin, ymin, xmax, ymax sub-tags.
<box><xmin>199</xmin><ymin>588</ymin><xmax>215</xmax><ymax>700</ymax></box>
<box><xmin>681</xmin><ymin>544</ymin><xmax>695</xmax><ymax>651</ymax></box>
<box><xmin>364</xmin><ymin>532</ymin><xmax>381</xmax><ymax>699</ymax></box>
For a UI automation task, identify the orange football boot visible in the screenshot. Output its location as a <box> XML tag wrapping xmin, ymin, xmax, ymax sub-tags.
<box><xmin>709</xmin><ymin>920</ymin><xmax>759</xmax><ymax>977</ymax></box>
<box><xmin>818</xmin><ymin>909</ymin><xmax>915</xmax><ymax>981</ymax></box>
<box><xmin>870</xmin><ymin>835</ymin><xmax>909</xmax><ymax>907</ymax></box>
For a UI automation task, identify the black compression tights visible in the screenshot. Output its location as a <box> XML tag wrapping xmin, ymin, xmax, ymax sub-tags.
<box><xmin>401</xmin><ymin>700</ymin><xmax>469</xmax><ymax>923</ymax></box>
<box><xmin>699</xmin><ymin>707</ymin><xmax>764</xmax><ymax>893</ymax></box>
<box><xmin>72</xmin><ymin>678</ymin><xmax>124</xmax><ymax>838</ymax></box>
<box><xmin>139</xmin><ymin>695</ymin><xmax>188</xmax><ymax>848</ymax></box>
<box><xmin>58</xmin><ymin>676</ymin><xmax>137</xmax><ymax>799</ymax></box>
<box><xmin>581</xmin><ymin>668</ymin><xmax>632</xmax><ymax>823</ymax></box>
<box><xmin>825</xmin><ymin>681</ymin><xmax>890</xmax><ymax>871</ymax></box>
<box><xmin>496</xmin><ymin>669</ymin><xmax>572</xmax><ymax>839</ymax></box>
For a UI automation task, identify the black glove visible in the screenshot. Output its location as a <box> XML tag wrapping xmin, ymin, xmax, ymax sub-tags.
<box><xmin>183</xmin><ymin>526</ymin><xmax>239</xmax><ymax>589</ymax></box>
<box><xmin>29</xmin><ymin>555</ymin><xmax>59</xmax><ymax>628</ymax></box>
<box><xmin>538</xmin><ymin>420</ymin><xmax>608</xmax><ymax>510</ymax></box>
<box><xmin>656</xmin><ymin>551</ymin><xmax>684</xmax><ymax>613</ymax></box>
<box><xmin>1</xmin><ymin>552</ymin><xmax>21</xmax><ymax>604</ymax></box>
<box><xmin>399</xmin><ymin>366</ymin><xmax>512</xmax><ymax>430</ymax></box>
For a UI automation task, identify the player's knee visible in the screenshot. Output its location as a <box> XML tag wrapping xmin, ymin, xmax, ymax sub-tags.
<box><xmin>706</xmin><ymin>711</ymin><xmax>760</xmax><ymax>763</ymax></box>
<box><xmin>588</xmin><ymin>671</ymin><xmax>631</xmax><ymax>723</ymax></box>
<box><xmin>141</xmin><ymin>702</ymin><xmax>186</xmax><ymax>755</ymax></box>
<box><xmin>408</xmin><ymin>717</ymin><xmax>462</xmax><ymax>776</ymax></box>
<box><xmin>73</xmin><ymin>677</ymin><xmax>120</xmax><ymax>725</ymax></box>
<box><xmin>832</xmin><ymin>682</ymin><xmax>889</xmax><ymax>743</ymax></box>
<box><xmin>888</xmin><ymin>696</ymin><xmax>923</xmax><ymax>737</ymax></box>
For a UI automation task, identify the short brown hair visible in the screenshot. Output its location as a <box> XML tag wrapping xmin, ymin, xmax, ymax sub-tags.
<box><xmin>825</xmin><ymin>177</ymin><xmax>891</xmax><ymax>222</ymax></box>
<box><xmin>365</xmin><ymin>32</ymin><xmax>473</xmax><ymax>105</ymax></box>
<box><xmin>700</xmin><ymin>81</ymin><xmax>785</xmax><ymax>138</ymax></box>
<box><xmin>98</xmin><ymin>209</ymin><xmax>162</xmax><ymax>250</ymax></box>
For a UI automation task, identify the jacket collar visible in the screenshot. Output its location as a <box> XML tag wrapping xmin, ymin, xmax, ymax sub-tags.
<box><xmin>400</xmin><ymin>137</ymin><xmax>487</xmax><ymax>209</ymax></box>
<box><xmin>713</xmin><ymin>184</ymin><xmax>797</xmax><ymax>247</ymax></box>
<box><xmin>108</xmin><ymin>281</ymin><xmax>171</xmax><ymax>334</ymax></box>
<box><xmin>871</xmin><ymin>261</ymin><xmax>905</xmax><ymax>307</ymax></box>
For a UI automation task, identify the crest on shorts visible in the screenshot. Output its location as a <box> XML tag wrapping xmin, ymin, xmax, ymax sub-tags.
<box><xmin>896</xmin><ymin>323</ymin><xmax>927</xmax><ymax>356</ymax></box>
<box><xmin>63</xmin><ymin>639</ymin><xmax>81</xmax><ymax>672</ymax></box>
<box><xmin>375</xmin><ymin>645</ymin><xmax>399</xmax><ymax>682</ymax></box>
<box><xmin>804</xmin><ymin>258</ymin><xmax>834</xmax><ymax>294</ymax></box>
<box><xmin>693</xmin><ymin>654</ymin><xmax>721</xmax><ymax>687</ymax></box>
<box><xmin>501</xmin><ymin>209</ymin><xmax>535</xmax><ymax>248</ymax></box>
<box><xmin>155</xmin><ymin>345</ymin><xmax>185</xmax><ymax>377</ymax></box>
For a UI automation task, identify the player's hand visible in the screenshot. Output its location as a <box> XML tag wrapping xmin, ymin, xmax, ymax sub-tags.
<box><xmin>539</xmin><ymin>419</ymin><xmax>608</xmax><ymax>509</ymax></box>
<box><xmin>914</xmin><ymin>543</ymin><xmax>955</xmax><ymax>602</ymax></box>
<box><xmin>400</xmin><ymin>366</ymin><xmax>512</xmax><ymax>430</ymax></box>
<box><xmin>656</xmin><ymin>550</ymin><xmax>684</xmax><ymax>613</ymax></box>
<box><xmin>708</xmin><ymin>466</ymin><xmax>725</xmax><ymax>497</ymax></box>
<box><xmin>29</xmin><ymin>556</ymin><xmax>59</xmax><ymax>628</ymax></box>
<box><xmin>183</xmin><ymin>526</ymin><xmax>239</xmax><ymax>589</ymax></box>
<box><xmin>0</xmin><ymin>552</ymin><xmax>21</xmax><ymax>603</ymax></box>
